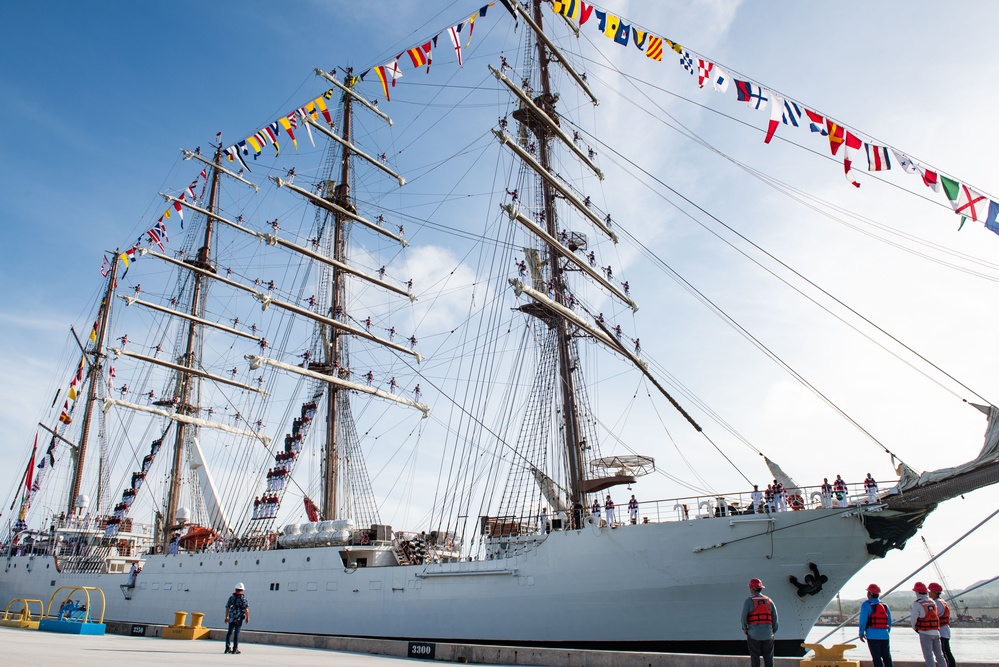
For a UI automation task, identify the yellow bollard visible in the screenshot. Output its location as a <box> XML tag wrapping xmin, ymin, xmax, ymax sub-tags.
<box><xmin>799</xmin><ymin>643</ymin><xmax>860</xmax><ymax>667</ymax></box>
<box><xmin>163</xmin><ymin>611</ymin><xmax>210</xmax><ymax>640</ymax></box>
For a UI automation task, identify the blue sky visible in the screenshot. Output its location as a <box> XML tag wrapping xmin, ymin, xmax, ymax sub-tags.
<box><xmin>3</xmin><ymin>0</ymin><xmax>999</xmax><ymax>594</ymax></box>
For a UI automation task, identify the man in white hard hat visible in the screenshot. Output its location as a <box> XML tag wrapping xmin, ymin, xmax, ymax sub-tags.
<box><xmin>224</xmin><ymin>582</ymin><xmax>250</xmax><ymax>654</ymax></box>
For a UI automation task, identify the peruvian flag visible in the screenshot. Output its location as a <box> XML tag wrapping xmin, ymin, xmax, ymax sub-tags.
<box><xmin>304</xmin><ymin>496</ymin><xmax>320</xmax><ymax>522</ymax></box>
<box><xmin>23</xmin><ymin>435</ymin><xmax>37</xmax><ymax>495</ymax></box>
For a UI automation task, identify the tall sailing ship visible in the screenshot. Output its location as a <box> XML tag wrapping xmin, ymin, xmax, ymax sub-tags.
<box><xmin>3</xmin><ymin>1</ymin><xmax>999</xmax><ymax>657</ymax></box>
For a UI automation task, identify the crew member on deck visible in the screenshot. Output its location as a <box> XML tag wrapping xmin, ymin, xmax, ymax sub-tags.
<box><xmin>751</xmin><ymin>485</ymin><xmax>762</xmax><ymax>514</ymax></box>
<box><xmin>820</xmin><ymin>478</ymin><xmax>833</xmax><ymax>509</ymax></box>
<box><xmin>628</xmin><ymin>495</ymin><xmax>639</xmax><ymax>524</ymax></box>
<box><xmin>864</xmin><ymin>473</ymin><xmax>879</xmax><ymax>505</ymax></box>
<box><xmin>604</xmin><ymin>495</ymin><xmax>616</xmax><ymax>528</ymax></box>
<box><xmin>741</xmin><ymin>578</ymin><xmax>778</xmax><ymax>667</ymax></box>
<box><xmin>591</xmin><ymin>499</ymin><xmax>601</xmax><ymax>523</ymax></box>
<box><xmin>833</xmin><ymin>475</ymin><xmax>848</xmax><ymax>505</ymax></box>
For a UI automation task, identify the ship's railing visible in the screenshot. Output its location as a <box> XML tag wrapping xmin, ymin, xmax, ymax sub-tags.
<box><xmin>490</xmin><ymin>480</ymin><xmax>889</xmax><ymax>537</ymax></box>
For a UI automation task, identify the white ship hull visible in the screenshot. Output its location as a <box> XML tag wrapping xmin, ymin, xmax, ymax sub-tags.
<box><xmin>0</xmin><ymin>507</ymin><xmax>901</xmax><ymax>655</ymax></box>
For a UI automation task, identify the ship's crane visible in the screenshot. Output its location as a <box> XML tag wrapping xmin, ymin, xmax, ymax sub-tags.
<box><xmin>921</xmin><ymin>536</ymin><xmax>972</xmax><ymax>620</ymax></box>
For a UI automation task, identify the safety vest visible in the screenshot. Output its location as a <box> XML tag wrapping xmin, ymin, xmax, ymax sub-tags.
<box><xmin>915</xmin><ymin>598</ymin><xmax>940</xmax><ymax>631</ymax></box>
<box><xmin>864</xmin><ymin>477</ymin><xmax>877</xmax><ymax>490</ymax></box>
<box><xmin>866</xmin><ymin>602</ymin><xmax>889</xmax><ymax>630</ymax></box>
<box><xmin>937</xmin><ymin>600</ymin><xmax>951</xmax><ymax>627</ymax></box>
<box><xmin>821</xmin><ymin>483</ymin><xmax>832</xmax><ymax>495</ymax></box>
<box><xmin>746</xmin><ymin>595</ymin><xmax>774</xmax><ymax>626</ymax></box>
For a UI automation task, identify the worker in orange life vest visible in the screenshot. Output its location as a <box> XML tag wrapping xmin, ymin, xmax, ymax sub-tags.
<box><xmin>911</xmin><ymin>581</ymin><xmax>947</xmax><ymax>667</ymax></box>
<box><xmin>858</xmin><ymin>583</ymin><xmax>894</xmax><ymax>667</ymax></box>
<box><xmin>927</xmin><ymin>583</ymin><xmax>955</xmax><ymax>667</ymax></box>
<box><xmin>741</xmin><ymin>577</ymin><xmax>778</xmax><ymax>667</ymax></box>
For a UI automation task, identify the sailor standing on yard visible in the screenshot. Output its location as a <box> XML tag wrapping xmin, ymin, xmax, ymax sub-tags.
<box><xmin>928</xmin><ymin>583</ymin><xmax>955</xmax><ymax>667</ymax></box>
<box><xmin>741</xmin><ymin>578</ymin><xmax>778</xmax><ymax>667</ymax></box>
<box><xmin>224</xmin><ymin>583</ymin><xmax>250</xmax><ymax>655</ymax></box>
<box><xmin>858</xmin><ymin>583</ymin><xmax>894</xmax><ymax>667</ymax></box>
<box><xmin>911</xmin><ymin>582</ymin><xmax>947</xmax><ymax>667</ymax></box>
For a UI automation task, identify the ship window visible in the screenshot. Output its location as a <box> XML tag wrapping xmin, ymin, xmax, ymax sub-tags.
<box><xmin>281</xmin><ymin>558</ymin><xmax>286</xmax><ymax>563</ymax></box>
<box><xmin>152</xmin><ymin>583</ymin><xmax>160</xmax><ymax>590</ymax></box>
<box><xmin>51</xmin><ymin>580</ymin><xmax>56</xmax><ymax>586</ymax></box>
<box><xmin>199</xmin><ymin>562</ymin><xmax>203</xmax><ymax>566</ymax></box>
<box><xmin>256</xmin><ymin>560</ymin><xmax>260</xmax><ymax>565</ymax></box>
<box><xmin>288</xmin><ymin>582</ymin><xmax>298</xmax><ymax>592</ymax></box>
<box><xmin>307</xmin><ymin>582</ymin><xmax>318</xmax><ymax>591</ymax></box>
<box><xmin>46</xmin><ymin>564</ymin><xmax>49</xmax><ymax>569</ymax></box>
<box><xmin>164</xmin><ymin>583</ymin><xmax>172</xmax><ymax>590</ymax></box>
<box><xmin>306</xmin><ymin>557</ymin><xmax>311</xmax><ymax>562</ymax></box>
<box><xmin>219</xmin><ymin>561</ymin><xmax>223</xmax><ymax>566</ymax></box>
<box><xmin>326</xmin><ymin>582</ymin><xmax>338</xmax><ymax>591</ymax></box>
<box><xmin>234</xmin><ymin>560</ymin><xmax>238</xmax><ymax>566</ymax></box>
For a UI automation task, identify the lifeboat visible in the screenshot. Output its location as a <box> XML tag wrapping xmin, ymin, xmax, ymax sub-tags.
<box><xmin>179</xmin><ymin>525</ymin><xmax>217</xmax><ymax>551</ymax></box>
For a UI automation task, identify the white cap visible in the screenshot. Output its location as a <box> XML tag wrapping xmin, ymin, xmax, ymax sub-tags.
<box><xmin>235</xmin><ymin>582</ymin><xmax>245</xmax><ymax>591</ymax></box>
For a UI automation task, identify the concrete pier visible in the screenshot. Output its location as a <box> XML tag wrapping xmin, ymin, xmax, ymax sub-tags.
<box><xmin>2</xmin><ymin>624</ymin><xmax>994</xmax><ymax>667</ymax></box>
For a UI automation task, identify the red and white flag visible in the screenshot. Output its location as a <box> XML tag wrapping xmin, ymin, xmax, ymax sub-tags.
<box><xmin>843</xmin><ymin>131</ymin><xmax>863</xmax><ymax>187</ymax></box>
<box><xmin>865</xmin><ymin>143</ymin><xmax>891</xmax><ymax>171</ymax></box>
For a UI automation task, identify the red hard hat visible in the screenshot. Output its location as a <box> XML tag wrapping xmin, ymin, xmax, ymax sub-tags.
<box><xmin>928</xmin><ymin>582</ymin><xmax>944</xmax><ymax>593</ymax></box>
<box><xmin>866</xmin><ymin>584</ymin><xmax>881</xmax><ymax>595</ymax></box>
<box><xmin>749</xmin><ymin>578</ymin><xmax>765</xmax><ymax>589</ymax></box>
<box><xmin>912</xmin><ymin>581</ymin><xmax>928</xmax><ymax>594</ymax></box>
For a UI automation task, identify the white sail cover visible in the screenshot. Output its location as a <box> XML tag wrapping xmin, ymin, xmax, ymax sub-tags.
<box><xmin>897</xmin><ymin>403</ymin><xmax>999</xmax><ymax>492</ymax></box>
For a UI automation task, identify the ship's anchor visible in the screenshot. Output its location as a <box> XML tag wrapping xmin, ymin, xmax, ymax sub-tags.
<box><xmin>788</xmin><ymin>562</ymin><xmax>827</xmax><ymax>597</ymax></box>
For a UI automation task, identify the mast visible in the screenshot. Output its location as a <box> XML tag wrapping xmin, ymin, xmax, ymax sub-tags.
<box><xmin>66</xmin><ymin>254</ymin><xmax>119</xmax><ymax>515</ymax></box>
<box><xmin>530</xmin><ymin>0</ymin><xmax>585</xmax><ymax>505</ymax></box>
<box><xmin>163</xmin><ymin>147</ymin><xmax>222</xmax><ymax>541</ymax></box>
<box><xmin>321</xmin><ymin>69</ymin><xmax>354</xmax><ymax>520</ymax></box>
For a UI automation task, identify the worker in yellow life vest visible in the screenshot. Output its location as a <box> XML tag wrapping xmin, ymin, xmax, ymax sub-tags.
<box><xmin>741</xmin><ymin>577</ymin><xmax>778</xmax><ymax>667</ymax></box>
<box><xmin>911</xmin><ymin>581</ymin><xmax>946</xmax><ymax>667</ymax></box>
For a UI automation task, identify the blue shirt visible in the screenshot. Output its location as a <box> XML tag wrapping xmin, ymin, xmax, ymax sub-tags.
<box><xmin>226</xmin><ymin>593</ymin><xmax>249</xmax><ymax>623</ymax></box>
<box><xmin>858</xmin><ymin>597</ymin><xmax>892</xmax><ymax>640</ymax></box>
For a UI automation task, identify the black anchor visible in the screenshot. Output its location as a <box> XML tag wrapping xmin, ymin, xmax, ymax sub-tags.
<box><xmin>789</xmin><ymin>561</ymin><xmax>828</xmax><ymax>597</ymax></box>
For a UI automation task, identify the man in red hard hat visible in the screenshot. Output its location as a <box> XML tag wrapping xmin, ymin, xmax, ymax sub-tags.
<box><xmin>927</xmin><ymin>583</ymin><xmax>955</xmax><ymax>667</ymax></box>
<box><xmin>911</xmin><ymin>582</ymin><xmax>946</xmax><ymax>667</ymax></box>
<box><xmin>741</xmin><ymin>578</ymin><xmax>778</xmax><ymax>667</ymax></box>
<box><xmin>858</xmin><ymin>583</ymin><xmax>894</xmax><ymax>667</ymax></box>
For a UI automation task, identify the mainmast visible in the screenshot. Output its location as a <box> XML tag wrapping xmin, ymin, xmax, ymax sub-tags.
<box><xmin>163</xmin><ymin>148</ymin><xmax>223</xmax><ymax>541</ymax></box>
<box><xmin>66</xmin><ymin>254</ymin><xmax>120</xmax><ymax>515</ymax></box>
<box><xmin>530</xmin><ymin>1</ymin><xmax>585</xmax><ymax>505</ymax></box>
<box><xmin>321</xmin><ymin>70</ymin><xmax>354</xmax><ymax>520</ymax></box>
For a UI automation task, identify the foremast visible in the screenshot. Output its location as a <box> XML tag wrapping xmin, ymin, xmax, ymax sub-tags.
<box><xmin>66</xmin><ymin>254</ymin><xmax>120</xmax><ymax>516</ymax></box>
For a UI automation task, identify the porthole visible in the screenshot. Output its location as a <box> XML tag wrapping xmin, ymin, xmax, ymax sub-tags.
<box><xmin>256</xmin><ymin>560</ymin><xmax>260</xmax><ymax>565</ymax></box>
<box><xmin>282</xmin><ymin>558</ymin><xmax>286</xmax><ymax>563</ymax></box>
<box><xmin>307</xmin><ymin>557</ymin><xmax>311</xmax><ymax>562</ymax></box>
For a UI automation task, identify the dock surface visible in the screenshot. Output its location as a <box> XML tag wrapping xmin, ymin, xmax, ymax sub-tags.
<box><xmin>4</xmin><ymin>624</ymin><xmax>995</xmax><ymax>667</ymax></box>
